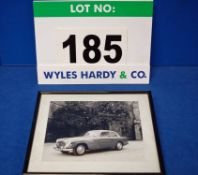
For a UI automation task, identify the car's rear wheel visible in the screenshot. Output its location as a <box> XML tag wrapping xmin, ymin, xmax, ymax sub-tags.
<box><xmin>116</xmin><ymin>142</ymin><xmax>123</xmax><ymax>150</ymax></box>
<box><xmin>74</xmin><ymin>144</ymin><xmax>86</xmax><ymax>155</ymax></box>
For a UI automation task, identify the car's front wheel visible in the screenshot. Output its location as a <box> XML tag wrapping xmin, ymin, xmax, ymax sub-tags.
<box><xmin>74</xmin><ymin>144</ymin><xmax>86</xmax><ymax>155</ymax></box>
<box><xmin>116</xmin><ymin>142</ymin><xmax>123</xmax><ymax>150</ymax></box>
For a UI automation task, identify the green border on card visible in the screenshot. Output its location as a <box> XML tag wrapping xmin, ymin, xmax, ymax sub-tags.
<box><xmin>34</xmin><ymin>1</ymin><xmax>153</xmax><ymax>17</ymax></box>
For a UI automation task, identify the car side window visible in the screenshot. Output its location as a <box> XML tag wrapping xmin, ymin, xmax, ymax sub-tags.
<box><xmin>110</xmin><ymin>132</ymin><xmax>118</xmax><ymax>137</ymax></box>
<box><xmin>100</xmin><ymin>132</ymin><xmax>111</xmax><ymax>137</ymax></box>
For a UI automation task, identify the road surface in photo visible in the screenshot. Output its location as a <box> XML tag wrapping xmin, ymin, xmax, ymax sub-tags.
<box><xmin>42</xmin><ymin>141</ymin><xmax>144</xmax><ymax>161</ymax></box>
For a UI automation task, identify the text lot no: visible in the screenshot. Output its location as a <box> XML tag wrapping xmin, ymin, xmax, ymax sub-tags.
<box><xmin>70</xmin><ymin>4</ymin><xmax>116</xmax><ymax>13</ymax></box>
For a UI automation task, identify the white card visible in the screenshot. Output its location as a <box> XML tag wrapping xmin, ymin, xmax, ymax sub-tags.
<box><xmin>34</xmin><ymin>0</ymin><xmax>153</xmax><ymax>84</ymax></box>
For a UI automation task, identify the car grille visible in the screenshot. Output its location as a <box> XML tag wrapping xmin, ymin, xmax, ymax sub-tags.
<box><xmin>56</xmin><ymin>141</ymin><xmax>66</xmax><ymax>148</ymax></box>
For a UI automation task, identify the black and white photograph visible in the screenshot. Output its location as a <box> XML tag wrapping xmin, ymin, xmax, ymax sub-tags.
<box><xmin>25</xmin><ymin>92</ymin><xmax>164</xmax><ymax>174</ymax></box>
<box><xmin>43</xmin><ymin>101</ymin><xmax>143</xmax><ymax>160</ymax></box>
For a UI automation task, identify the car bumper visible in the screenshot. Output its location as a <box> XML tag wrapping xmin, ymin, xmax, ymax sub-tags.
<box><xmin>54</xmin><ymin>146</ymin><xmax>74</xmax><ymax>153</ymax></box>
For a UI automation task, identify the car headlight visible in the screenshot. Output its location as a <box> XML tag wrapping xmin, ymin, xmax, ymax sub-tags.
<box><xmin>56</xmin><ymin>141</ymin><xmax>66</xmax><ymax>148</ymax></box>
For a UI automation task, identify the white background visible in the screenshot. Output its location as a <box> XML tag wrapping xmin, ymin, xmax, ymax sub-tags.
<box><xmin>35</xmin><ymin>18</ymin><xmax>152</xmax><ymax>65</ymax></box>
<box><xmin>35</xmin><ymin>17</ymin><xmax>152</xmax><ymax>84</ymax></box>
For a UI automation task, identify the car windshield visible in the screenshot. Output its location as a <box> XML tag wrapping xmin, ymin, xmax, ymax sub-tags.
<box><xmin>84</xmin><ymin>131</ymin><xmax>99</xmax><ymax>137</ymax></box>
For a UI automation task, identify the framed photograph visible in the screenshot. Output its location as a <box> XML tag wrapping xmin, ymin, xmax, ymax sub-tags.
<box><xmin>23</xmin><ymin>91</ymin><xmax>165</xmax><ymax>174</ymax></box>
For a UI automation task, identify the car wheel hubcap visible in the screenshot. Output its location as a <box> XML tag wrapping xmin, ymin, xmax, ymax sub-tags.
<box><xmin>117</xmin><ymin>142</ymin><xmax>123</xmax><ymax>150</ymax></box>
<box><xmin>76</xmin><ymin>145</ymin><xmax>85</xmax><ymax>155</ymax></box>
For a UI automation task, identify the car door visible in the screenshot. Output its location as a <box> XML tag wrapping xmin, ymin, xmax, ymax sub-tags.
<box><xmin>109</xmin><ymin>132</ymin><xmax>119</xmax><ymax>147</ymax></box>
<box><xmin>98</xmin><ymin>131</ymin><xmax>113</xmax><ymax>149</ymax></box>
<box><xmin>86</xmin><ymin>137</ymin><xmax>101</xmax><ymax>150</ymax></box>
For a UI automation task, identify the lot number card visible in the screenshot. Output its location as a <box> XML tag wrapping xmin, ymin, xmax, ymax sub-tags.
<box><xmin>34</xmin><ymin>0</ymin><xmax>153</xmax><ymax>84</ymax></box>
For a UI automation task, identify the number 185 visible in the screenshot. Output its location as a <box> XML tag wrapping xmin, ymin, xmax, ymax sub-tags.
<box><xmin>63</xmin><ymin>34</ymin><xmax>122</xmax><ymax>64</ymax></box>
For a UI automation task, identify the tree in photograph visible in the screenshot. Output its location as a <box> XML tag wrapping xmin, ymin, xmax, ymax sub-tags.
<box><xmin>45</xmin><ymin>101</ymin><xmax>143</xmax><ymax>142</ymax></box>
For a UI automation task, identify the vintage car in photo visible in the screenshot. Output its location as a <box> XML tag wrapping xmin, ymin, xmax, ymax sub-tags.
<box><xmin>55</xmin><ymin>130</ymin><xmax>128</xmax><ymax>155</ymax></box>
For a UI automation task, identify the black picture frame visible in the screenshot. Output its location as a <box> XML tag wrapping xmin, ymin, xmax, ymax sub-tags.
<box><xmin>23</xmin><ymin>91</ymin><xmax>165</xmax><ymax>175</ymax></box>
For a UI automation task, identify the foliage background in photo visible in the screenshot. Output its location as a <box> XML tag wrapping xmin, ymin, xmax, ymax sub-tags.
<box><xmin>45</xmin><ymin>101</ymin><xmax>142</xmax><ymax>142</ymax></box>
